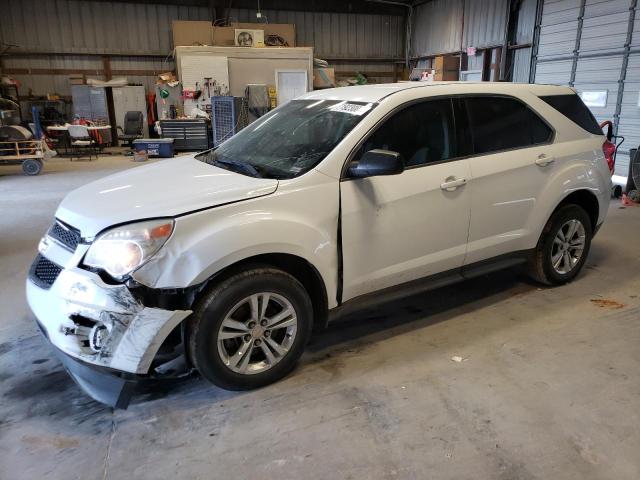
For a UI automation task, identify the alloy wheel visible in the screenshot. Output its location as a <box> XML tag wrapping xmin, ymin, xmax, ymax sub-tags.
<box><xmin>217</xmin><ymin>292</ymin><xmax>298</xmax><ymax>374</ymax></box>
<box><xmin>551</xmin><ymin>219</ymin><xmax>586</xmax><ymax>275</ymax></box>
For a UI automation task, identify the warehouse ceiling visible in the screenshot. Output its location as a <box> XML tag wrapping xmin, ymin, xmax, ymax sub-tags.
<box><xmin>97</xmin><ymin>0</ymin><xmax>413</xmax><ymax>16</ymax></box>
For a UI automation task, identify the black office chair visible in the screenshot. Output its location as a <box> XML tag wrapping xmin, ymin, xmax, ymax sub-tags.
<box><xmin>117</xmin><ymin>111</ymin><xmax>144</xmax><ymax>147</ymax></box>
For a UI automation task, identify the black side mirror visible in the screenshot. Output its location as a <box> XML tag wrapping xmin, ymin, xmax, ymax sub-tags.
<box><xmin>348</xmin><ymin>149</ymin><xmax>405</xmax><ymax>179</ymax></box>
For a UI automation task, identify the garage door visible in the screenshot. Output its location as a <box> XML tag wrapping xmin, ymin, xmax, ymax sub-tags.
<box><xmin>532</xmin><ymin>0</ymin><xmax>638</xmax><ymax>176</ymax></box>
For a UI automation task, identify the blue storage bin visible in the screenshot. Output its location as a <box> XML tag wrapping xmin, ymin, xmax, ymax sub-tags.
<box><xmin>132</xmin><ymin>138</ymin><xmax>175</xmax><ymax>158</ymax></box>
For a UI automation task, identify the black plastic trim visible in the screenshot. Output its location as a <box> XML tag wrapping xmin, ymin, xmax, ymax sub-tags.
<box><xmin>128</xmin><ymin>282</ymin><xmax>206</xmax><ymax>310</ymax></box>
<box><xmin>36</xmin><ymin>317</ymin><xmax>139</xmax><ymax>409</ymax></box>
<box><xmin>336</xmin><ymin>183</ymin><xmax>344</xmax><ymax>305</ymax></box>
<box><xmin>29</xmin><ymin>254</ymin><xmax>63</xmax><ymax>290</ymax></box>
<box><xmin>52</xmin><ymin>346</ymin><xmax>136</xmax><ymax>409</ymax></box>
<box><xmin>48</xmin><ymin>219</ymin><xmax>82</xmax><ymax>252</ymax></box>
<box><xmin>330</xmin><ymin>250</ymin><xmax>530</xmax><ymax>320</ymax></box>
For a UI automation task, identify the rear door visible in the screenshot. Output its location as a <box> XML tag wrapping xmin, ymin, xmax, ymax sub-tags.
<box><xmin>340</xmin><ymin>98</ymin><xmax>472</xmax><ymax>301</ymax></box>
<box><xmin>459</xmin><ymin>95</ymin><xmax>556</xmax><ymax>264</ymax></box>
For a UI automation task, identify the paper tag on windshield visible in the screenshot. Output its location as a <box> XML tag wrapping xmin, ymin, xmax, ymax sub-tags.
<box><xmin>330</xmin><ymin>102</ymin><xmax>373</xmax><ymax>116</ymax></box>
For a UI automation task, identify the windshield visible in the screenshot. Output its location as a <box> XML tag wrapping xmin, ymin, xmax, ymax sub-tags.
<box><xmin>196</xmin><ymin>99</ymin><xmax>376</xmax><ymax>179</ymax></box>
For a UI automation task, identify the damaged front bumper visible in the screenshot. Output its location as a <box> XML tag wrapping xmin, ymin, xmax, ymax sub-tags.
<box><xmin>46</xmin><ymin>338</ymin><xmax>138</xmax><ymax>409</ymax></box>
<box><xmin>26</xmin><ymin>254</ymin><xmax>192</xmax><ymax>407</ymax></box>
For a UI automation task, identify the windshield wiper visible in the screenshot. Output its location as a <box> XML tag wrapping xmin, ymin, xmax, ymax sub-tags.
<box><xmin>212</xmin><ymin>158</ymin><xmax>262</xmax><ymax>178</ymax></box>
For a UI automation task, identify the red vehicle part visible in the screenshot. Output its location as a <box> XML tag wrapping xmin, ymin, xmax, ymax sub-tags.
<box><xmin>600</xmin><ymin>120</ymin><xmax>616</xmax><ymax>175</ymax></box>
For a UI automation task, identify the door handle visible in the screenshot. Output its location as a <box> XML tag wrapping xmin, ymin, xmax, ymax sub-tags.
<box><xmin>440</xmin><ymin>176</ymin><xmax>467</xmax><ymax>191</ymax></box>
<box><xmin>535</xmin><ymin>153</ymin><xmax>555</xmax><ymax>167</ymax></box>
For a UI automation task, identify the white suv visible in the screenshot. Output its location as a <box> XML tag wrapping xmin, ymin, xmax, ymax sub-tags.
<box><xmin>27</xmin><ymin>82</ymin><xmax>611</xmax><ymax>407</ymax></box>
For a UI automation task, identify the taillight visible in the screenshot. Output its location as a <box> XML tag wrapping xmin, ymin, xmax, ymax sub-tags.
<box><xmin>603</xmin><ymin>140</ymin><xmax>615</xmax><ymax>174</ymax></box>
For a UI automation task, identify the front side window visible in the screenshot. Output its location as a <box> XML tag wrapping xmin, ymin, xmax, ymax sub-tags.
<box><xmin>464</xmin><ymin>97</ymin><xmax>553</xmax><ymax>155</ymax></box>
<box><xmin>196</xmin><ymin>99</ymin><xmax>375</xmax><ymax>179</ymax></box>
<box><xmin>355</xmin><ymin>99</ymin><xmax>457</xmax><ymax>167</ymax></box>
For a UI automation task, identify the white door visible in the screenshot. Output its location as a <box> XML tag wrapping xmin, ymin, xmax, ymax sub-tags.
<box><xmin>341</xmin><ymin>99</ymin><xmax>472</xmax><ymax>301</ymax></box>
<box><xmin>459</xmin><ymin>96</ymin><xmax>556</xmax><ymax>264</ymax></box>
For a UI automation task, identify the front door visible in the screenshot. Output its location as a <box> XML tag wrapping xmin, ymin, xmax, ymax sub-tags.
<box><xmin>340</xmin><ymin>98</ymin><xmax>472</xmax><ymax>301</ymax></box>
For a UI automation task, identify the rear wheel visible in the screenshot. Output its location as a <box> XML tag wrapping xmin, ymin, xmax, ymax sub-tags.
<box><xmin>187</xmin><ymin>267</ymin><xmax>313</xmax><ymax>390</ymax></box>
<box><xmin>22</xmin><ymin>159</ymin><xmax>43</xmax><ymax>176</ymax></box>
<box><xmin>527</xmin><ymin>204</ymin><xmax>592</xmax><ymax>285</ymax></box>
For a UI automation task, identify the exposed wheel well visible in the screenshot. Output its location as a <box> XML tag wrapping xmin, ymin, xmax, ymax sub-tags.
<box><xmin>555</xmin><ymin>190</ymin><xmax>599</xmax><ymax>231</ymax></box>
<box><xmin>200</xmin><ymin>253</ymin><xmax>329</xmax><ymax>331</ymax></box>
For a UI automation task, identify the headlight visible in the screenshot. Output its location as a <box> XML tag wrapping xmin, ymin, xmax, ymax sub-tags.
<box><xmin>84</xmin><ymin>219</ymin><xmax>174</xmax><ymax>279</ymax></box>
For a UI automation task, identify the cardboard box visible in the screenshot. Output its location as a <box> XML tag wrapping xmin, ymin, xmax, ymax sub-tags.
<box><xmin>434</xmin><ymin>55</ymin><xmax>459</xmax><ymax>71</ymax></box>
<box><xmin>212</xmin><ymin>26</ymin><xmax>236</xmax><ymax>46</ymax></box>
<box><xmin>234</xmin><ymin>29</ymin><xmax>265</xmax><ymax>47</ymax></box>
<box><xmin>172</xmin><ymin>20</ymin><xmax>212</xmax><ymax>47</ymax></box>
<box><xmin>232</xmin><ymin>23</ymin><xmax>296</xmax><ymax>47</ymax></box>
<box><xmin>313</xmin><ymin>68</ymin><xmax>335</xmax><ymax>88</ymax></box>
<box><xmin>434</xmin><ymin>55</ymin><xmax>459</xmax><ymax>81</ymax></box>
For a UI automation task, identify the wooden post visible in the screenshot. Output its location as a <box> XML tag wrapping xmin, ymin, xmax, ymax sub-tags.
<box><xmin>481</xmin><ymin>49</ymin><xmax>492</xmax><ymax>81</ymax></box>
<box><xmin>102</xmin><ymin>55</ymin><xmax>112</xmax><ymax>81</ymax></box>
<box><xmin>492</xmin><ymin>47</ymin><xmax>502</xmax><ymax>81</ymax></box>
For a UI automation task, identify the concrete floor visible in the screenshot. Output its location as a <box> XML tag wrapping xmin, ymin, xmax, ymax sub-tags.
<box><xmin>1</xmin><ymin>156</ymin><xmax>639</xmax><ymax>480</ymax></box>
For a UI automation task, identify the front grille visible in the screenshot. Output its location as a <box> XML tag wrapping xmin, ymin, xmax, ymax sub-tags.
<box><xmin>48</xmin><ymin>220</ymin><xmax>81</xmax><ymax>251</ymax></box>
<box><xmin>29</xmin><ymin>254</ymin><xmax>63</xmax><ymax>289</ymax></box>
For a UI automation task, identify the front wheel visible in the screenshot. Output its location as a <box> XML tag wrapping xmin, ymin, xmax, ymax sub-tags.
<box><xmin>527</xmin><ymin>204</ymin><xmax>592</xmax><ymax>285</ymax></box>
<box><xmin>187</xmin><ymin>267</ymin><xmax>313</xmax><ymax>390</ymax></box>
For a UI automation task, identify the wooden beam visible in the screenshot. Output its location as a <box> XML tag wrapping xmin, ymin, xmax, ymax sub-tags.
<box><xmin>2</xmin><ymin>68</ymin><xmax>162</xmax><ymax>76</ymax></box>
<box><xmin>5</xmin><ymin>50</ymin><xmax>405</xmax><ymax>64</ymax></box>
<box><xmin>335</xmin><ymin>71</ymin><xmax>395</xmax><ymax>78</ymax></box>
<box><xmin>4</xmin><ymin>49</ymin><xmax>169</xmax><ymax>58</ymax></box>
<box><xmin>5</xmin><ymin>67</ymin><xmax>398</xmax><ymax>79</ymax></box>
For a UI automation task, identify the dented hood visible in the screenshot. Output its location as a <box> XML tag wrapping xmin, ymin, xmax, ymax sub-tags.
<box><xmin>56</xmin><ymin>155</ymin><xmax>278</xmax><ymax>237</ymax></box>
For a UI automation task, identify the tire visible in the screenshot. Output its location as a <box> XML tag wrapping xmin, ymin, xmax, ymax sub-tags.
<box><xmin>527</xmin><ymin>204</ymin><xmax>592</xmax><ymax>285</ymax></box>
<box><xmin>186</xmin><ymin>267</ymin><xmax>313</xmax><ymax>390</ymax></box>
<box><xmin>22</xmin><ymin>159</ymin><xmax>43</xmax><ymax>176</ymax></box>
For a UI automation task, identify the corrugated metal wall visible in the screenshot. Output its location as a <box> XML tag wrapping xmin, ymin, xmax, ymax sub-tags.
<box><xmin>512</xmin><ymin>0</ymin><xmax>538</xmax><ymax>82</ymax></box>
<box><xmin>411</xmin><ymin>0</ymin><xmax>465</xmax><ymax>57</ymax></box>
<box><xmin>463</xmin><ymin>0</ymin><xmax>508</xmax><ymax>49</ymax></box>
<box><xmin>411</xmin><ymin>0</ymin><xmax>510</xmax><ymax>58</ymax></box>
<box><xmin>411</xmin><ymin>0</ymin><xmax>537</xmax><ymax>82</ymax></box>
<box><xmin>0</xmin><ymin>0</ymin><xmax>404</xmax><ymax>96</ymax></box>
<box><xmin>532</xmin><ymin>0</ymin><xmax>638</xmax><ymax>176</ymax></box>
<box><xmin>227</xmin><ymin>8</ymin><xmax>404</xmax><ymax>59</ymax></box>
<box><xmin>0</xmin><ymin>0</ymin><xmax>209</xmax><ymax>55</ymax></box>
<box><xmin>512</xmin><ymin>47</ymin><xmax>533</xmax><ymax>82</ymax></box>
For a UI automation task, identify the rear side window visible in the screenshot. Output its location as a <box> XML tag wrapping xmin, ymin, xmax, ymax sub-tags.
<box><xmin>464</xmin><ymin>96</ymin><xmax>553</xmax><ymax>155</ymax></box>
<box><xmin>539</xmin><ymin>94</ymin><xmax>602</xmax><ymax>135</ymax></box>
